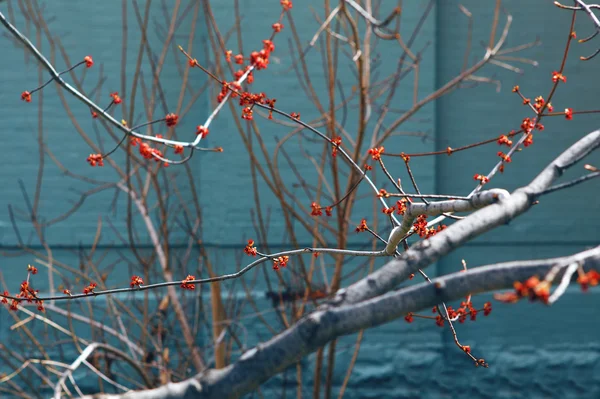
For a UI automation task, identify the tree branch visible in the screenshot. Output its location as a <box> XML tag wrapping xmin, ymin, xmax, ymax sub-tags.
<box><xmin>337</xmin><ymin>130</ymin><xmax>600</xmax><ymax>305</ymax></box>
<box><xmin>384</xmin><ymin>188</ymin><xmax>510</xmax><ymax>255</ymax></box>
<box><xmin>82</xmin><ymin>245</ymin><xmax>600</xmax><ymax>399</ymax></box>
<box><xmin>116</xmin><ymin>183</ymin><xmax>206</xmax><ymax>372</ymax></box>
<box><xmin>55</xmin><ymin>343</ymin><xmax>153</xmax><ymax>398</ymax></box>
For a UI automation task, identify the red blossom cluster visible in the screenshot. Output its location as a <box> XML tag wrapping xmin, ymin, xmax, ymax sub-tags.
<box><xmin>130</xmin><ymin>275</ymin><xmax>144</xmax><ymax>288</ymax></box>
<box><xmin>180</xmin><ymin>275</ymin><xmax>196</xmax><ymax>290</ymax></box>
<box><xmin>217</xmin><ymin>81</ymin><xmax>239</xmax><ymax>103</ymax></box>
<box><xmin>396</xmin><ymin>198</ymin><xmax>409</xmax><ymax>215</ymax></box>
<box><xmin>84</xmin><ymin>55</ymin><xmax>94</xmax><ymax>68</ymax></box>
<box><xmin>520</xmin><ymin>117</ymin><xmax>536</xmax><ymax>134</ymax></box>
<box><xmin>232</xmin><ymin>69</ymin><xmax>248</xmax><ymax>82</ymax></box>
<box><xmin>225</xmin><ymin>36</ymin><xmax>276</xmax><ymax>76</ymax></box>
<box><xmin>435</xmin><ymin>314</ymin><xmax>444</xmax><ymax>327</ymax></box>
<box><xmin>446</xmin><ymin>301</ymin><xmax>480</xmax><ymax>323</ymax></box>
<box><xmin>413</xmin><ymin>215</ymin><xmax>446</xmax><ymax>238</ymax></box>
<box><xmin>234</xmin><ymin>54</ymin><xmax>244</xmax><ymax>64</ymax></box>
<box><xmin>577</xmin><ymin>269</ymin><xmax>600</xmax><ymax>291</ymax></box>
<box><xmin>242</xmin><ymin>107</ymin><xmax>253</xmax><ymax>120</ymax></box>
<box><xmin>232</xmin><ymin>90</ymin><xmax>279</xmax><ymax>121</ymax></box>
<box><xmin>83</xmin><ymin>282</ymin><xmax>98</xmax><ymax>295</ymax></box>
<box><xmin>110</xmin><ymin>92</ymin><xmax>122</xmax><ymax>105</ymax></box>
<box><xmin>376</xmin><ymin>193</ymin><xmax>411</xmax><ymax>216</ymax></box>
<box><xmin>265</xmin><ymin>98</ymin><xmax>277</xmax><ymax>119</ymax></box>
<box><xmin>519</xmin><ymin>117</ymin><xmax>545</xmax><ymax>148</ymax></box>
<box><xmin>130</xmin><ymin>137</ymin><xmax>165</xmax><ymax>163</ymax></box>
<box><xmin>165</xmin><ymin>113</ymin><xmax>179</xmax><ymax>127</ymax></box>
<box><xmin>551</xmin><ymin>71</ymin><xmax>567</xmax><ymax>83</ymax></box>
<box><xmin>311</xmin><ymin>202</ymin><xmax>332</xmax><ymax>217</ymax></box>
<box><xmin>249</xmin><ymin>46</ymin><xmax>272</xmax><ymax>70</ymax></box>
<box><xmin>377</xmin><ymin>189</ymin><xmax>389</xmax><ymax>198</ymax></box>
<box><xmin>272</xmin><ymin>256</ymin><xmax>289</xmax><ymax>270</ymax></box>
<box><xmin>244</xmin><ymin>240</ymin><xmax>258</xmax><ymax>257</ymax></box>
<box><xmin>367</xmin><ymin>146</ymin><xmax>384</xmax><ymax>161</ymax></box>
<box><xmin>483</xmin><ymin>301</ymin><xmax>492</xmax><ymax>316</ymax></box>
<box><xmin>263</xmin><ymin>39</ymin><xmax>275</xmax><ymax>54</ymax></box>
<box><xmin>196</xmin><ymin>125</ymin><xmax>209</xmax><ymax>138</ymax></box>
<box><xmin>355</xmin><ymin>219</ymin><xmax>368</xmax><ymax>233</ymax></box>
<box><xmin>1</xmin><ymin>275</ymin><xmax>44</xmax><ymax>311</ymax></box>
<box><xmin>412</xmin><ymin>215</ymin><xmax>428</xmax><ymax>237</ymax></box>
<box><xmin>495</xmin><ymin>276</ymin><xmax>553</xmax><ymax>304</ymax></box>
<box><xmin>382</xmin><ymin>206</ymin><xmax>394</xmax><ymax>215</ymax></box>
<box><xmin>86</xmin><ymin>153</ymin><xmax>104</xmax><ymax>167</ymax></box>
<box><xmin>404</xmin><ymin>301</ymin><xmax>491</xmax><ymax>327</ymax></box>
<box><xmin>565</xmin><ymin>107</ymin><xmax>573</xmax><ymax>120</ymax></box>
<box><xmin>497</xmin><ymin>134</ymin><xmax>513</xmax><ymax>147</ymax></box>
<box><xmin>331</xmin><ymin>136</ymin><xmax>342</xmax><ymax>157</ymax></box>
<box><xmin>280</xmin><ymin>0</ymin><xmax>293</xmax><ymax>11</ymax></box>
<box><xmin>473</xmin><ymin>174</ymin><xmax>489</xmax><ymax>185</ymax></box>
<box><xmin>212</xmin><ymin>17</ymin><xmax>295</xmax><ymax>124</ymax></box>
<box><xmin>533</xmin><ymin>96</ymin><xmax>552</xmax><ymax>113</ymax></box>
<box><xmin>311</xmin><ymin>202</ymin><xmax>323</xmax><ymax>216</ymax></box>
<box><xmin>497</xmin><ymin>151</ymin><xmax>512</xmax><ymax>163</ymax></box>
<box><xmin>21</xmin><ymin>91</ymin><xmax>31</xmax><ymax>102</ymax></box>
<box><xmin>239</xmin><ymin>91</ymin><xmax>265</xmax><ymax>106</ymax></box>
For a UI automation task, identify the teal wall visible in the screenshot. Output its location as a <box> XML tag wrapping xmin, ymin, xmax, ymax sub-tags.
<box><xmin>1</xmin><ymin>1</ymin><xmax>599</xmax><ymax>398</ymax></box>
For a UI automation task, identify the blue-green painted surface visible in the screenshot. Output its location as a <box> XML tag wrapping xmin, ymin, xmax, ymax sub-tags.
<box><xmin>0</xmin><ymin>1</ymin><xmax>599</xmax><ymax>398</ymax></box>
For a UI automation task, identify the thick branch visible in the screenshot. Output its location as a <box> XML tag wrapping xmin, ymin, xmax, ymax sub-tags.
<box><xmin>385</xmin><ymin>189</ymin><xmax>510</xmax><ymax>255</ymax></box>
<box><xmin>82</xmin><ymin>245</ymin><xmax>600</xmax><ymax>399</ymax></box>
<box><xmin>339</xmin><ymin>130</ymin><xmax>600</xmax><ymax>305</ymax></box>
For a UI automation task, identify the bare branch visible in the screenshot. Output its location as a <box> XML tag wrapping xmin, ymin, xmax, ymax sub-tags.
<box><xmin>555</xmin><ymin>0</ymin><xmax>600</xmax><ymax>60</ymax></box>
<box><xmin>54</xmin><ymin>343</ymin><xmax>153</xmax><ymax>399</ymax></box>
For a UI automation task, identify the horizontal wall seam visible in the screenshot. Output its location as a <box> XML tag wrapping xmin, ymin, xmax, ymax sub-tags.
<box><xmin>0</xmin><ymin>241</ymin><xmax>596</xmax><ymax>250</ymax></box>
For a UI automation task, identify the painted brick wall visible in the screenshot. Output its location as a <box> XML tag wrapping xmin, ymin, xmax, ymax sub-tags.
<box><xmin>0</xmin><ymin>1</ymin><xmax>599</xmax><ymax>398</ymax></box>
